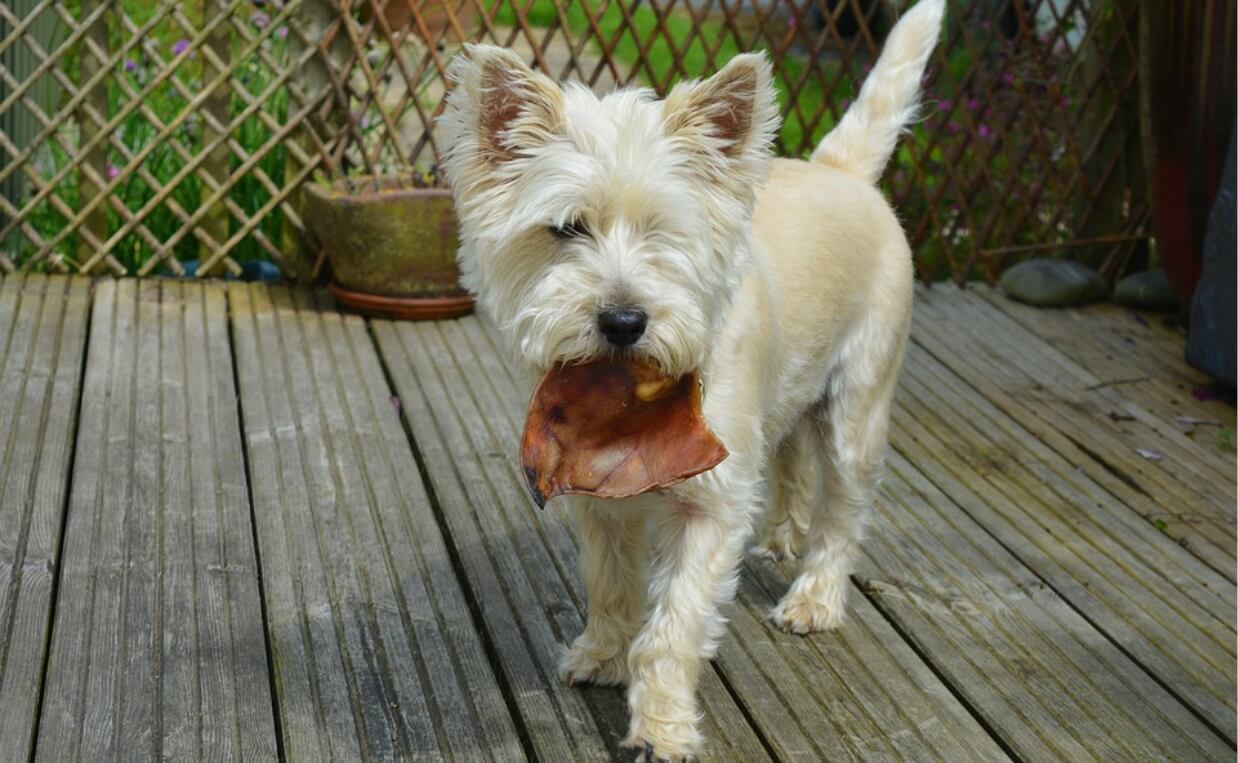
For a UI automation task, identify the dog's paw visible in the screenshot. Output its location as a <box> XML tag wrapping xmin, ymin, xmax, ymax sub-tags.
<box><xmin>622</xmin><ymin>719</ymin><xmax>702</xmax><ymax>763</ymax></box>
<box><xmin>769</xmin><ymin>588</ymin><xmax>847</xmax><ymax>634</ymax></box>
<box><xmin>624</xmin><ymin>739</ymin><xmax>695</xmax><ymax>763</ymax></box>
<box><xmin>750</xmin><ymin>536</ymin><xmax>799</xmax><ymax>562</ymax></box>
<box><xmin>622</xmin><ymin>677</ymin><xmax>703</xmax><ymax>762</ymax></box>
<box><xmin>751</xmin><ymin>522</ymin><xmax>804</xmax><ymax>562</ymax></box>
<box><xmin>559</xmin><ymin>639</ymin><xmax>629</xmax><ymax>688</ymax></box>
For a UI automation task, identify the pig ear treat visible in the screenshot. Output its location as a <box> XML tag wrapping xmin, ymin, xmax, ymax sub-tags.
<box><xmin>520</xmin><ymin>360</ymin><xmax>729</xmax><ymax>507</ymax></box>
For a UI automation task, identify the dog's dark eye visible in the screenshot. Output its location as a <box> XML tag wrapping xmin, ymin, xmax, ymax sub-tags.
<box><xmin>549</xmin><ymin>219</ymin><xmax>588</xmax><ymax>240</ymax></box>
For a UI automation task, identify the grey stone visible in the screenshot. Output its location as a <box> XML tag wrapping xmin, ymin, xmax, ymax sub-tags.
<box><xmin>998</xmin><ymin>259</ymin><xmax>1110</xmax><ymax>307</ymax></box>
<box><xmin>1113</xmin><ymin>269</ymin><xmax>1178</xmax><ymax>310</ymax></box>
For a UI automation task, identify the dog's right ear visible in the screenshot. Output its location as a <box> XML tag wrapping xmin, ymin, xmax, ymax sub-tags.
<box><xmin>441</xmin><ymin>45</ymin><xmax>564</xmax><ymax>171</ymax></box>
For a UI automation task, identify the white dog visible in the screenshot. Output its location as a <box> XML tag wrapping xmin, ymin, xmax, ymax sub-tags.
<box><xmin>440</xmin><ymin>2</ymin><xmax>944</xmax><ymax>758</ymax></box>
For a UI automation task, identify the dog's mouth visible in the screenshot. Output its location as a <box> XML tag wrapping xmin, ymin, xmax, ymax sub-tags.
<box><xmin>520</xmin><ymin>359</ymin><xmax>727</xmax><ymax>507</ymax></box>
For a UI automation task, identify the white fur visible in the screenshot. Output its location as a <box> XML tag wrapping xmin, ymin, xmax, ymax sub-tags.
<box><xmin>439</xmin><ymin>4</ymin><xmax>944</xmax><ymax>757</ymax></box>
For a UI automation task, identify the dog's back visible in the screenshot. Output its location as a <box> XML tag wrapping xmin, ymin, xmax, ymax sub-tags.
<box><xmin>733</xmin><ymin>0</ymin><xmax>944</xmax><ymax>441</ymax></box>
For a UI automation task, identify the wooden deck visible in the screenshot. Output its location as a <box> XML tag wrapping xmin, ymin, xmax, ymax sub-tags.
<box><xmin>1</xmin><ymin>273</ymin><xmax>1234</xmax><ymax>761</ymax></box>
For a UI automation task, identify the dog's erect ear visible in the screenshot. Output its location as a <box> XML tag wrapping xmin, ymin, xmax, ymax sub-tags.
<box><xmin>442</xmin><ymin>44</ymin><xmax>564</xmax><ymax>168</ymax></box>
<box><xmin>662</xmin><ymin>53</ymin><xmax>779</xmax><ymax>165</ymax></box>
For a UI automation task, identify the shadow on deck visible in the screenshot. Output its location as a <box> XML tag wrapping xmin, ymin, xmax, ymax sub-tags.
<box><xmin>1</xmin><ymin>274</ymin><xmax>1234</xmax><ymax>761</ymax></box>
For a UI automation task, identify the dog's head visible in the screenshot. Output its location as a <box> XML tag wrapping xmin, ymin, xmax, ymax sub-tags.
<box><xmin>439</xmin><ymin>45</ymin><xmax>778</xmax><ymax>376</ymax></box>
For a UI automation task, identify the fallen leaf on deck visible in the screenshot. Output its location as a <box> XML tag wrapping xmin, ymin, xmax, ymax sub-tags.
<box><xmin>520</xmin><ymin>360</ymin><xmax>728</xmax><ymax>507</ymax></box>
<box><xmin>1135</xmin><ymin>448</ymin><xmax>1164</xmax><ymax>461</ymax></box>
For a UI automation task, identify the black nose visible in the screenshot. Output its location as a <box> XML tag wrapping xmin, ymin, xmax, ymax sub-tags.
<box><xmin>597</xmin><ymin>308</ymin><xmax>647</xmax><ymax>347</ymax></box>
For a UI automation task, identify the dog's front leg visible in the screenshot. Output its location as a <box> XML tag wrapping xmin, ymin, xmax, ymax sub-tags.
<box><xmin>560</xmin><ymin>497</ymin><xmax>646</xmax><ymax>687</ymax></box>
<box><xmin>623</xmin><ymin>477</ymin><xmax>754</xmax><ymax>760</ymax></box>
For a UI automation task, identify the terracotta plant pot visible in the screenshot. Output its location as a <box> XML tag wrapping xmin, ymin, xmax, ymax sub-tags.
<box><xmin>303</xmin><ymin>176</ymin><xmax>473</xmax><ymax>320</ymax></box>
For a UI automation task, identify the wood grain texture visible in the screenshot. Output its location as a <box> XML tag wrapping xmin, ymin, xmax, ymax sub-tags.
<box><xmin>974</xmin><ymin>286</ymin><xmax>1237</xmax><ymax>429</ymax></box>
<box><xmin>912</xmin><ymin>285</ymin><xmax>1236</xmax><ymax>578</ymax></box>
<box><xmin>0</xmin><ymin>275</ymin><xmax>90</xmax><ymax>760</ymax></box>
<box><xmin>36</xmin><ymin>280</ymin><xmax>277</xmax><ymax>761</ymax></box>
<box><xmin>372</xmin><ymin>314</ymin><xmax>1008</xmax><ymax>762</ymax></box>
<box><xmin>861</xmin><ymin>449</ymin><xmax>1232</xmax><ymax>762</ymax></box>
<box><xmin>896</xmin><ymin>342</ymin><xmax>1236</xmax><ymax>741</ymax></box>
<box><xmin>13</xmin><ymin>280</ymin><xmax>1231</xmax><ymax>762</ymax></box>
<box><xmin>228</xmin><ymin>283</ymin><xmax>521</xmax><ymax>761</ymax></box>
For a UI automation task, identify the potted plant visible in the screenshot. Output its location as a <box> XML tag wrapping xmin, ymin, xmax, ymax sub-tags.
<box><xmin>303</xmin><ymin>170</ymin><xmax>474</xmax><ymax>320</ymax></box>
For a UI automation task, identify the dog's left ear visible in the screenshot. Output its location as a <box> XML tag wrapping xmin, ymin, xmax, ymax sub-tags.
<box><xmin>662</xmin><ymin>53</ymin><xmax>779</xmax><ymax>169</ymax></box>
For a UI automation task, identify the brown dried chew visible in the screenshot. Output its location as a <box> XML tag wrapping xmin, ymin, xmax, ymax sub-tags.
<box><xmin>520</xmin><ymin>360</ymin><xmax>728</xmax><ymax>507</ymax></box>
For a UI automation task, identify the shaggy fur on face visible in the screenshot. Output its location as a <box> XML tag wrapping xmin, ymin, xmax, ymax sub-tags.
<box><xmin>439</xmin><ymin>47</ymin><xmax>778</xmax><ymax>377</ymax></box>
<box><xmin>440</xmin><ymin>2</ymin><xmax>945</xmax><ymax>758</ymax></box>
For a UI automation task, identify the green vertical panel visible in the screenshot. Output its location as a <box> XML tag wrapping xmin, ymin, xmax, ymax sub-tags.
<box><xmin>0</xmin><ymin>0</ymin><xmax>65</xmax><ymax>263</ymax></box>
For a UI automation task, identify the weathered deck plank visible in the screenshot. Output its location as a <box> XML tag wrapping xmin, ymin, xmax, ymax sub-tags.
<box><xmin>896</xmin><ymin>342</ymin><xmax>1236</xmax><ymax>740</ymax></box>
<box><xmin>912</xmin><ymin>286</ymin><xmax>1236</xmax><ymax>577</ymax></box>
<box><xmin>861</xmin><ymin>449</ymin><xmax>1232</xmax><ymax>761</ymax></box>
<box><xmin>11</xmin><ymin>277</ymin><xmax>1232</xmax><ymax>760</ymax></box>
<box><xmin>0</xmin><ymin>275</ymin><xmax>90</xmax><ymax>759</ymax></box>
<box><xmin>37</xmin><ymin>280</ymin><xmax>276</xmax><ymax>760</ymax></box>
<box><xmin>373</xmin><ymin>315</ymin><xmax>1009</xmax><ymax>761</ymax></box>
<box><xmin>974</xmin><ymin>287</ymin><xmax>1237</xmax><ymax>430</ymax></box>
<box><xmin>228</xmin><ymin>283</ymin><xmax>522</xmax><ymax>761</ymax></box>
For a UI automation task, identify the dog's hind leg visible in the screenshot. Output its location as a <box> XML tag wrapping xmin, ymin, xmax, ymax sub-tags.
<box><xmin>559</xmin><ymin>497</ymin><xmax>647</xmax><ymax>687</ymax></box>
<box><xmin>770</xmin><ymin>338</ymin><xmax>904</xmax><ymax>634</ymax></box>
<box><xmin>755</xmin><ymin>419</ymin><xmax>818</xmax><ymax>560</ymax></box>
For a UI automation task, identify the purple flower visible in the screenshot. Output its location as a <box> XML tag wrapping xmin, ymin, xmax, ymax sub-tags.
<box><xmin>978</xmin><ymin>124</ymin><xmax>994</xmax><ymax>140</ymax></box>
<box><xmin>252</xmin><ymin>10</ymin><xmax>270</xmax><ymax>28</ymax></box>
<box><xmin>1061</xmin><ymin>95</ymin><xmax>1072</xmax><ymax>107</ymax></box>
<box><xmin>107</xmin><ymin>165</ymin><xmax>120</xmax><ymax>180</ymax></box>
<box><xmin>172</xmin><ymin>38</ymin><xmax>189</xmax><ymax>56</ymax></box>
<box><xmin>947</xmin><ymin>121</ymin><xmax>961</xmax><ymax>134</ymax></box>
<box><xmin>359</xmin><ymin>114</ymin><xmax>370</xmax><ymax>129</ymax></box>
<box><xmin>1001</xmin><ymin>72</ymin><xmax>1015</xmax><ymax>87</ymax></box>
<box><xmin>276</xmin><ymin>25</ymin><xmax>288</xmax><ymax>40</ymax></box>
<box><xmin>124</xmin><ymin>59</ymin><xmax>136</xmax><ymax>72</ymax></box>
<box><xmin>965</xmin><ymin>97</ymin><xmax>981</xmax><ymax>112</ymax></box>
<box><xmin>937</xmin><ymin>99</ymin><xmax>952</xmax><ymax>112</ymax></box>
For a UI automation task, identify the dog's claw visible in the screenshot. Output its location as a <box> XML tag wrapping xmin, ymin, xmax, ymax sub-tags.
<box><xmin>643</xmin><ymin>741</ymin><xmax>655</xmax><ymax>763</ymax></box>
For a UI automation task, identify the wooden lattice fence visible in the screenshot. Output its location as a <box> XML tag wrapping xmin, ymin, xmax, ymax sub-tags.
<box><xmin>0</xmin><ymin>0</ymin><xmax>1149</xmax><ymax>282</ymax></box>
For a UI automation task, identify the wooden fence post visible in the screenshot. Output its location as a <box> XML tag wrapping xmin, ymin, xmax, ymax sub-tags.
<box><xmin>284</xmin><ymin>0</ymin><xmax>349</xmax><ymax>281</ymax></box>
<box><xmin>201</xmin><ymin>0</ymin><xmax>233</xmax><ymax>276</ymax></box>
<box><xmin>77</xmin><ymin>0</ymin><xmax>111</xmax><ymax>272</ymax></box>
<box><xmin>1079</xmin><ymin>0</ymin><xmax>1146</xmax><ymax>275</ymax></box>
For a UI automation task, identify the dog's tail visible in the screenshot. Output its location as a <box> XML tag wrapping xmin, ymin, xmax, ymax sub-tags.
<box><xmin>811</xmin><ymin>0</ymin><xmax>945</xmax><ymax>185</ymax></box>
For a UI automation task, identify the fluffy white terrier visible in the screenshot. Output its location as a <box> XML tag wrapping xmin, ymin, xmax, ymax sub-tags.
<box><xmin>440</xmin><ymin>2</ymin><xmax>945</xmax><ymax>758</ymax></box>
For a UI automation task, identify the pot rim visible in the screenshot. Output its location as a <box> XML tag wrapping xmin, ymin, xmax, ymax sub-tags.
<box><xmin>304</xmin><ymin>175</ymin><xmax>453</xmax><ymax>205</ymax></box>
